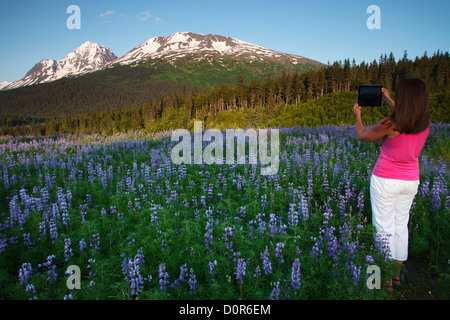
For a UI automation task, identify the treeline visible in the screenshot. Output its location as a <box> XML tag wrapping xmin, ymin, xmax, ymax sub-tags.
<box><xmin>0</xmin><ymin>78</ymin><xmax>190</xmax><ymax>119</ymax></box>
<box><xmin>2</xmin><ymin>50</ymin><xmax>449</xmax><ymax>136</ymax></box>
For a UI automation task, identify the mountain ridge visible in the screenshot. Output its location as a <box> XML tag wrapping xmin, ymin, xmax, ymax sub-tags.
<box><xmin>108</xmin><ymin>31</ymin><xmax>318</xmax><ymax>67</ymax></box>
<box><xmin>3</xmin><ymin>32</ymin><xmax>324</xmax><ymax>91</ymax></box>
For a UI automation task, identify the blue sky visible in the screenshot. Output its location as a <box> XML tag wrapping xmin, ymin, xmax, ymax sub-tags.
<box><xmin>1</xmin><ymin>0</ymin><xmax>449</xmax><ymax>83</ymax></box>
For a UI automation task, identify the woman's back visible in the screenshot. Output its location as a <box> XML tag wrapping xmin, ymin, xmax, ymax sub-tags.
<box><xmin>372</xmin><ymin>127</ymin><xmax>429</xmax><ymax>181</ymax></box>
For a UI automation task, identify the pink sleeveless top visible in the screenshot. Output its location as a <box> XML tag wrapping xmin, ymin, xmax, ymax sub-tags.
<box><xmin>372</xmin><ymin>127</ymin><xmax>429</xmax><ymax>181</ymax></box>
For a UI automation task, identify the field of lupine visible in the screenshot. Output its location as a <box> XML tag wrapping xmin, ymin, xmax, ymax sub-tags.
<box><xmin>0</xmin><ymin>124</ymin><xmax>448</xmax><ymax>300</ymax></box>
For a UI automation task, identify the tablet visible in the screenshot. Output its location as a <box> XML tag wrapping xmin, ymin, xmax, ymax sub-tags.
<box><xmin>357</xmin><ymin>85</ymin><xmax>382</xmax><ymax>106</ymax></box>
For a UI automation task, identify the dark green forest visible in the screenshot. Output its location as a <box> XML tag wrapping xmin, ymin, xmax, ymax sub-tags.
<box><xmin>1</xmin><ymin>50</ymin><xmax>449</xmax><ymax>136</ymax></box>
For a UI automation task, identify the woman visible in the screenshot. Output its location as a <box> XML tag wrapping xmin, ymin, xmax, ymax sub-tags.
<box><xmin>352</xmin><ymin>78</ymin><xmax>430</xmax><ymax>290</ymax></box>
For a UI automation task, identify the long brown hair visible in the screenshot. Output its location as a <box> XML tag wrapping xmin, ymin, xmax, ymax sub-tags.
<box><xmin>390</xmin><ymin>78</ymin><xmax>430</xmax><ymax>134</ymax></box>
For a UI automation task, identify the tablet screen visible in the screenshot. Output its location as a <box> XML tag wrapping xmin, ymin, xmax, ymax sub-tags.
<box><xmin>357</xmin><ymin>85</ymin><xmax>382</xmax><ymax>106</ymax></box>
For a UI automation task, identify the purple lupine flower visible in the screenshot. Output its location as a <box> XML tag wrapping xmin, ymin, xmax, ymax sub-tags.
<box><xmin>8</xmin><ymin>195</ymin><xmax>21</xmax><ymax>227</ymax></box>
<box><xmin>431</xmin><ymin>176</ymin><xmax>445</xmax><ymax>211</ymax></box>
<box><xmin>120</xmin><ymin>252</ymin><xmax>128</xmax><ymax>274</ymax></box>
<box><xmin>365</xmin><ymin>255</ymin><xmax>374</xmax><ymax>264</ymax></box>
<box><xmin>23</xmin><ymin>233</ymin><xmax>34</xmax><ymax>249</ymax></box>
<box><xmin>171</xmin><ymin>264</ymin><xmax>188</xmax><ymax>289</ymax></box>
<box><xmin>256</xmin><ymin>213</ymin><xmax>267</xmax><ymax>235</ymax></box>
<box><xmin>290</xmin><ymin>258</ymin><xmax>301</xmax><ymax>290</ymax></box>
<box><xmin>90</xmin><ymin>233</ymin><xmax>100</xmax><ymax>251</ymax></box>
<box><xmin>49</xmin><ymin>219</ymin><xmax>58</xmax><ymax>244</ymax></box>
<box><xmin>343</xmin><ymin>241</ymin><xmax>358</xmax><ymax>261</ymax></box>
<box><xmin>87</xmin><ymin>258</ymin><xmax>96</xmax><ymax>288</ymax></box>
<box><xmin>325</xmin><ymin>232</ymin><xmax>339</xmax><ymax>262</ymax></box>
<box><xmin>65</xmin><ymin>188</ymin><xmax>72</xmax><ymax>206</ymax></box>
<box><xmin>420</xmin><ymin>178</ymin><xmax>430</xmax><ymax>197</ymax></box>
<box><xmin>339</xmin><ymin>221</ymin><xmax>352</xmax><ymax>241</ymax></box>
<box><xmin>204</xmin><ymin>218</ymin><xmax>214</xmax><ymax>251</ymax></box>
<box><xmin>79</xmin><ymin>238</ymin><xmax>87</xmax><ymax>252</ymax></box>
<box><xmin>51</xmin><ymin>203</ymin><xmax>60</xmax><ymax>222</ymax></box>
<box><xmin>444</xmin><ymin>195</ymin><xmax>450</xmax><ymax>211</ymax></box>
<box><xmin>270</xmin><ymin>280</ymin><xmax>280</xmax><ymax>300</ymax></box>
<box><xmin>356</xmin><ymin>190</ymin><xmax>364</xmax><ymax>215</ymax></box>
<box><xmin>39</xmin><ymin>255</ymin><xmax>57</xmax><ymax>283</ymax></box>
<box><xmin>25</xmin><ymin>284</ymin><xmax>37</xmax><ymax>300</ymax></box>
<box><xmin>127</xmin><ymin>258</ymin><xmax>144</xmax><ymax>296</ymax></box>
<box><xmin>356</xmin><ymin>224</ymin><xmax>364</xmax><ymax>233</ymax></box>
<box><xmin>158</xmin><ymin>263</ymin><xmax>169</xmax><ymax>291</ymax></box>
<box><xmin>322</xmin><ymin>198</ymin><xmax>333</xmax><ymax>223</ymax></box>
<box><xmin>223</xmin><ymin>226</ymin><xmax>235</xmax><ymax>259</ymax></box>
<box><xmin>374</xmin><ymin>233</ymin><xmax>392</xmax><ymax>261</ymax></box>
<box><xmin>63</xmin><ymin>238</ymin><xmax>73</xmax><ymax>262</ymax></box>
<box><xmin>261</xmin><ymin>249</ymin><xmax>272</xmax><ymax>275</ymax></box>
<box><xmin>253</xmin><ymin>266</ymin><xmax>261</xmax><ymax>278</ymax></box>
<box><xmin>57</xmin><ymin>188</ymin><xmax>70</xmax><ymax>226</ymax></box>
<box><xmin>200</xmin><ymin>195</ymin><xmax>206</xmax><ymax>207</ymax></box>
<box><xmin>322</xmin><ymin>166</ymin><xmax>329</xmax><ymax>193</ymax></box>
<box><xmin>310</xmin><ymin>236</ymin><xmax>322</xmax><ymax>259</ymax></box>
<box><xmin>188</xmin><ymin>268</ymin><xmax>197</xmax><ymax>295</ymax></box>
<box><xmin>299</xmin><ymin>193</ymin><xmax>309</xmax><ymax>220</ymax></box>
<box><xmin>38</xmin><ymin>221</ymin><xmax>46</xmax><ymax>239</ymax></box>
<box><xmin>348</xmin><ymin>263</ymin><xmax>361</xmax><ymax>286</ymax></box>
<box><xmin>307</xmin><ymin>167</ymin><xmax>313</xmax><ymax>197</ymax></box>
<box><xmin>64</xmin><ymin>293</ymin><xmax>74</xmax><ymax>300</ymax></box>
<box><xmin>150</xmin><ymin>208</ymin><xmax>159</xmax><ymax>226</ymax></box>
<box><xmin>79</xmin><ymin>210</ymin><xmax>87</xmax><ymax>224</ymax></box>
<box><xmin>268</xmin><ymin>214</ymin><xmax>278</xmax><ymax>236</ymax></box>
<box><xmin>260</xmin><ymin>194</ymin><xmax>268</xmax><ymax>211</ymax></box>
<box><xmin>208</xmin><ymin>260</ymin><xmax>217</xmax><ymax>275</ymax></box>
<box><xmin>235</xmin><ymin>258</ymin><xmax>247</xmax><ymax>284</ymax></box>
<box><xmin>275</xmin><ymin>242</ymin><xmax>285</xmax><ymax>263</ymax></box>
<box><xmin>3</xmin><ymin>165</ymin><xmax>9</xmax><ymax>190</ymax></box>
<box><xmin>0</xmin><ymin>238</ymin><xmax>7</xmax><ymax>254</ymax></box>
<box><xmin>18</xmin><ymin>262</ymin><xmax>33</xmax><ymax>286</ymax></box>
<box><xmin>338</xmin><ymin>194</ymin><xmax>348</xmax><ymax>219</ymax></box>
<box><xmin>287</xmin><ymin>204</ymin><xmax>298</xmax><ymax>228</ymax></box>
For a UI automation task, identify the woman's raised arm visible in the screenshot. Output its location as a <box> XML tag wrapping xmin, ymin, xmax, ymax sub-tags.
<box><xmin>352</xmin><ymin>103</ymin><xmax>395</xmax><ymax>142</ymax></box>
<box><xmin>382</xmin><ymin>88</ymin><xmax>395</xmax><ymax>112</ymax></box>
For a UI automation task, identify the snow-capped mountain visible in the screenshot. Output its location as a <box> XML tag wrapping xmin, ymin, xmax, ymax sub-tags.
<box><xmin>0</xmin><ymin>81</ymin><xmax>10</xmax><ymax>90</ymax></box>
<box><xmin>109</xmin><ymin>32</ymin><xmax>312</xmax><ymax>67</ymax></box>
<box><xmin>2</xmin><ymin>32</ymin><xmax>323</xmax><ymax>91</ymax></box>
<box><xmin>3</xmin><ymin>41</ymin><xmax>117</xmax><ymax>90</ymax></box>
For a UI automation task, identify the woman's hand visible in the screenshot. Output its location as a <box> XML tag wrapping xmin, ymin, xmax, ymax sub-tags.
<box><xmin>352</xmin><ymin>103</ymin><xmax>362</xmax><ymax>117</ymax></box>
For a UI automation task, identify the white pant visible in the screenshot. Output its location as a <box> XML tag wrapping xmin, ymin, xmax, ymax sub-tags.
<box><xmin>370</xmin><ymin>174</ymin><xmax>419</xmax><ymax>261</ymax></box>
